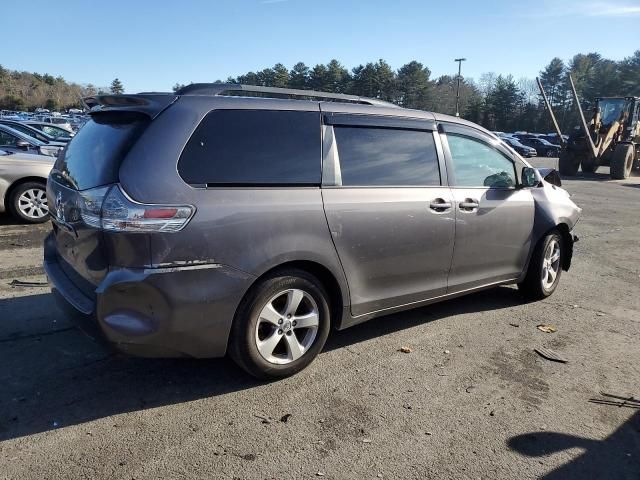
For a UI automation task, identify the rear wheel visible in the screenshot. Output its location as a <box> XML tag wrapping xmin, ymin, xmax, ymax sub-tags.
<box><xmin>228</xmin><ymin>269</ymin><xmax>331</xmax><ymax>379</ymax></box>
<box><xmin>558</xmin><ymin>151</ymin><xmax>580</xmax><ymax>176</ymax></box>
<box><xmin>8</xmin><ymin>181</ymin><xmax>49</xmax><ymax>224</ymax></box>
<box><xmin>545</xmin><ymin>149</ymin><xmax>555</xmax><ymax>158</ymax></box>
<box><xmin>518</xmin><ymin>231</ymin><xmax>563</xmax><ymax>301</ymax></box>
<box><xmin>610</xmin><ymin>144</ymin><xmax>634</xmax><ymax>179</ymax></box>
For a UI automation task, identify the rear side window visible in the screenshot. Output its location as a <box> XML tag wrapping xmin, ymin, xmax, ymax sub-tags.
<box><xmin>52</xmin><ymin>112</ymin><xmax>148</xmax><ymax>190</ymax></box>
<box><xmin>178</xmin><ymin>110</ymin><xmax>321</xmax><ymax>185</ymax></box>
<box><xmin>334</xmin><ymin>127</ymin><xmax>440</xmax><ymax>186</ymax></box>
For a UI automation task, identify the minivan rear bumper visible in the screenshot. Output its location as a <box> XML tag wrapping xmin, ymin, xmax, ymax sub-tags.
<box><xmin>44</xmin><ymin>232</ymin><xmax>255</xmax><ymax>358</ymax></box>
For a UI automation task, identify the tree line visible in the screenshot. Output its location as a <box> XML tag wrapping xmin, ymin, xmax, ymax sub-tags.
<box><xmin>0</xmin><ymin>66</ymin><xmax>122</xmax><ymax>112</ymax></box>
<box><xmin>176</xmin><ymin>50</ymin><xmax>640</xmax><ymax>134</ymax></box>
<box><xmin>3</xmin><ymin>49</ymin><xmax>638</xmax><ymax>134</ymax></box>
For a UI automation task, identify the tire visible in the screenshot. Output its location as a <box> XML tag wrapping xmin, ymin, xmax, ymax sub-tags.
<box><xmin>558</xmin><ymin>151</ymin><xmax>580</xmax><ymax>176</ymax></box>
<box><xmin>610</xmin><ymin>144</ymin><xmax>634</xmax><ymax>180</ymax></box>
<box><xmin>8</xmin><ymin>181</ymin><xmax>49</xmax><ymax>224</ymax></box>
<box><xmin>518</xmin><ymin>231</ymin><xmax>563</xmax><ymax>301</ymax></box>
<box><xmin>580</xmin><ymin>156</ymin><xmax>598</xmax><ymax>174</ymax></box>
<box><xmin>228</xmin><ymin>269</ymin><xmax>331</xmax><ymax>379</ymax></box>
<box><xmin>545</xmin><ymin>149</ymin><xmax>555</xmax><ymax>158</ymax></box>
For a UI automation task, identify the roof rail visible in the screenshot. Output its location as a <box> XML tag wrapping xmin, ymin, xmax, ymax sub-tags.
<box><xmin>175</xmin><ymin>83</ymin><xmax>398</xmax><ymax>108</ymax></box>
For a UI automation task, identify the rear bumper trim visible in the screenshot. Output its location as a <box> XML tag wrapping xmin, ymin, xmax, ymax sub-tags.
<box><xmin>44</xmin><ymin>258</ymin><xmax>95</xmax><ymax>315</ymax></box>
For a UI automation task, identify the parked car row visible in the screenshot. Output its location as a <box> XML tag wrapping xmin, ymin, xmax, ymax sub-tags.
<box><xmin>0</xmin><ymin>113</ymin><xmax>79</xmax><ymax>223</ymax></box>
<box><xmin>494</xmin><ymin>131</ymin><xmax>564</xmax><ymax>158</ymax></box>
<box><xmin>1</xmin><ymin>109</ymin><xmax>88</xmax><ymax>132</ymax></box>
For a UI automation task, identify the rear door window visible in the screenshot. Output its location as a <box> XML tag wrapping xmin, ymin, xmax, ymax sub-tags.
<box><xmin>52</xmin><ymin>112</ymin><xmax>149</xmax><ymax>190</ymax></box>
<box><xmin>333</xmin><ymin>127</ymin><xmax>440</xmax><ymax>186</ymax></box>
<box><xmin>178</xmin><ymin>110</ymin><xmax>321</xmax><ymax>186</ymax></box>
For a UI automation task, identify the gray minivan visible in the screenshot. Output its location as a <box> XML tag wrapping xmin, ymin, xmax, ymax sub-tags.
<box><xmin>44</xmin><ymin>84</ymin><xmax>581</xmax><ymax>378</ymax></box>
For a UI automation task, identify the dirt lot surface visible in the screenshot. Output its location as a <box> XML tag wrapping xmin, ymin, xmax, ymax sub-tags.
<box><xmin>1</xmin><ymin>159</ymin><xmax>639</xmax><ymax>480</ymax></box>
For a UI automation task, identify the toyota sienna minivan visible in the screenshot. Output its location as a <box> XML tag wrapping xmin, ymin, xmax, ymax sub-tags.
<box><xmin>44</xmin><ymin>84</ymin><xmax>581</xmax><ymax>379</ymax></box>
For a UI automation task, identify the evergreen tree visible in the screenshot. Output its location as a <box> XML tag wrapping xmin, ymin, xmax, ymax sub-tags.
<box><xmin>325</xmin><ymin>59</ymin><xmax>350</xmax><ymax>93</ymax></box>
<box><xmin>272</xmin><ymin>63</ymin><xmax>290</xmax><ymax>88</ymax></box>
<box><xmin>309</xmin><ymin>64</ymin><xmax>329</xmax><ymax>91</ymax></box>
<box><xmin>485</xmin><ymin>75</ymin><xmax>523</xmax><ymax>131</ymax></box>
<box><xmin>396</xmin><ymin>61</ymin><xmax>431</xmax><ymax>109</ymax></box>
<box><xmin>289</xmin><ymin>62</ymin><xmax>310</xmax><ymax>89</ymax></box>
<box><xmin>619</xmin><ymin>50</ymin><xmax>640</xmax><ymax>95</ymax></box>
<box><xmin>110</xmin><ymin>78</ymin><xmax>124</xmax><ymax>94</ymax></box>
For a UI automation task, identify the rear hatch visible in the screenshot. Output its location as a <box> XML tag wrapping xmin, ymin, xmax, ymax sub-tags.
<box><xmin>47</xmin><ymin>111</ymin><xmax>150</xmax><ymax>296</ymax></box>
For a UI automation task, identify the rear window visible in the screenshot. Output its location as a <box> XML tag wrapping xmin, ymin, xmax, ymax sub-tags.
<box><xmin>178</xmin><ymin>110</ymin><xmax>321</xmax><ymax>185</ymax></box>
<box><xmin>51</xmin><ymin>112</ymin><xmax>148</xmax><ymax>190</ymax></box>
<box><xmin>334</xmin><ymin>127</ymin><xmax>440</xmax><ymax>186</ymax></box>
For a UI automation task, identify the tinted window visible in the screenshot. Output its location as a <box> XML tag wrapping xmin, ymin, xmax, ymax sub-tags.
<box><xmin>0</xmin><ymin>130</ymin><xmax>18</xmax><ymax>146</ymax></box>
<box><xmin>447</xmin><ymin>134</ymin><xmax>516</xmax><ymax>188</ymax></box>
<box><xmin>51</xmin><ymin>112</ymin><xmax>148</xmax><ymax>190</ymax></box>
<box><xmin>5</xmin><ymin>123</ymin><xmax>46</xmax><ymax>142</ymax></box>
<box><xmin>334</xmin><ymin>127</ymin><xmax>440</xmax><ymax>186</ymax></box>
<box><xmin>178</xmin><ymin>110</ymin><xmax>321</xmax><ymax>185</ymax></box>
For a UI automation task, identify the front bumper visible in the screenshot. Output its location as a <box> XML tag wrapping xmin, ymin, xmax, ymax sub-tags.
<box><xmin>44</xmin><ymin>232</ymin><xmax>255</xmax><ymax>358</ymax></box>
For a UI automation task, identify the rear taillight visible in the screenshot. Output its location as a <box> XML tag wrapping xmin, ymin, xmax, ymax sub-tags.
<box><xmin>78</xmin><ymin>185</ymin><xmax>194</xmax><ymax>233</ymax></box>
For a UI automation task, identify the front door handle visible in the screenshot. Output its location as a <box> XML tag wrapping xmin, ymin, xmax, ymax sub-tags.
<box><xmin>429</xmin><ymin>198</ymin><xmax>452</xmax><ymax>212</ymax></box>
<box><xmin>459</xmin><ymin>199</ymin><xmax>479</xmax><ymax>211</ymax></box>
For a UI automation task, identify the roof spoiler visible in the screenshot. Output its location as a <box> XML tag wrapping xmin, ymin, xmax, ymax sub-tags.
<box><xmin>83</xmin><ymin>94</ymin><xmax>178</xmax><ymax>119</ymax></box>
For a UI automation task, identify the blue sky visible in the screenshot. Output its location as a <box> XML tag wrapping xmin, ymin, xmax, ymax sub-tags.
<box><xmin>3</xmin><ymin>0</ymin><xmax>639</xmax><ymax>93</ymax></box>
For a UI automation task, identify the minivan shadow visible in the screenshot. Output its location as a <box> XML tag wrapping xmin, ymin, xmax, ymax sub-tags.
<box><xmin>0</xmin><ymin>286</ymin><xmax>523</xmax><ymax>442</ymax></box>
<box><xmin>508</xmin><ymin>411</ymin><xmax>640</xmax><ymax>479</ymax></box>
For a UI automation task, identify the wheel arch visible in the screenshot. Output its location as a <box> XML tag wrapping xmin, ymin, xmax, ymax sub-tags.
<box><xmin>554</xmin><ymin>223</ymin><xmax>574</xmax><ymax>271</ymax></box>
<box><xmin>234</xmin><ymin>259</ymin><xmax>348</xmax><ymax>335</ymax></box>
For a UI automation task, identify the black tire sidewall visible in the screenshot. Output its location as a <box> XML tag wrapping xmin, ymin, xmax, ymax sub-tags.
<box><xmin>538</xmin><ymin>233</ymin><xmax>563</xmax><ymax>296</ymax></box>
<box><xmin>230</xmin><ymin>270</ymin><xmax>331</xmax><ymax>379</ymax></box>
<box><xmin>519</xmin><ymin>231</ymin><xmax>563</xmax><ymax>300</ymax></box>
<box><xmin>9</xmin><ymin>182</ymin><xmax>49</xmax><ymax>224</ymax></box>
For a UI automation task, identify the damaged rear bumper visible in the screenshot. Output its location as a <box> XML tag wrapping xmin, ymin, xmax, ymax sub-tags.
<box><xmin>44</xmin><ymin>233</ymin><xmax>255</xmax><ymax>358</ymax></box>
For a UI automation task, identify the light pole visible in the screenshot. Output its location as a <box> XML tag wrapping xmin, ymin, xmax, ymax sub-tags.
<box><xmin>454</xmin><ymin>58</ymin><xmax>466</xmax><ymax>117</ymax></box>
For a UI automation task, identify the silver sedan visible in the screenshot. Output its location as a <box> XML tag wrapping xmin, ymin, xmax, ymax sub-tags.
<box><xmin>0</xmin><ymin>149</ymin><xmax>54</xmax><ymax>223</ymax></box>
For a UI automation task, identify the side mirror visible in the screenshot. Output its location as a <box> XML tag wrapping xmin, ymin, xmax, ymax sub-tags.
<box><xmin>16</xmin><ymin>140</ymin><xmax>30</xmax><ymax>150</ymax></box>
<box><xmin>521</xmin><ymin>167</ymin><xmax>541</xmax><ymax>188</ymax></box>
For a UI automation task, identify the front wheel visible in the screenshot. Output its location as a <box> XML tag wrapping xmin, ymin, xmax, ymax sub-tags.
<box><xmin>228</xmin><ymin>269</ymin><xmax>331</xmax><ymax>379</ymax></box>
<box><xmin>610</xmin><ymin>144</ymin><xmax>634</xmax><ymax>179</ymax></box>
<box><xmin>518</xmin><ymin>231</ymin><xmax>563</xmax><ymax>301</ymax></box>
<box><xmin>545</xmin><ymin>149</ymin><xmax>555</xmax><ymax>158</ymax></box>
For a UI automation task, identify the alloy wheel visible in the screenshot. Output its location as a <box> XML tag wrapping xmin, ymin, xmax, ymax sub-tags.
<box><xmin>18</xmin><ymin>188</ymin><xmax>48</xmax><ymax>220</ymax></box>
<box><xmin>255</xmin><ymin>288</ymin><xmax>320</xmax><ymax>365</ymax></box>
<box><xmin>541</xmin><ymin>239</ymin><xmax>561</xmax><ymax>290</ymax></box>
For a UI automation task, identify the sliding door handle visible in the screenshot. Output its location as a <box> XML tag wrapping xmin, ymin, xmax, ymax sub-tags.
<box><xmin>429</xmin><ymin>198</ymin><xmax>452</xmax><ymax>212</ymax></box>
<box><xmin>459</xmin><ymin>199</ymin><xmax>479</xmax><ymax>211</ymax></box>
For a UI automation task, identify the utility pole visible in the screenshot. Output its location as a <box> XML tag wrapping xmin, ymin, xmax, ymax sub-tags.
<box><xmin>454</xmin><ymin>58</ymin><xmax>466</xmax><ymax>117</ymax></box>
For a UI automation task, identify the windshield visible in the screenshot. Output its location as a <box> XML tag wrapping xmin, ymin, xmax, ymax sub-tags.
<box><xmin>599</xmin><ymin>99</ymin><xmax>627</xmax><ymax>126</ymax></box>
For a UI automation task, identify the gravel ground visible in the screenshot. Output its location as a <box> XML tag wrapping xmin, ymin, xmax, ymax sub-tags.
<box><xmin>0</xmin><ymin>159</ymin><xmax>639</xmax><ymax>480</ymax></box>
